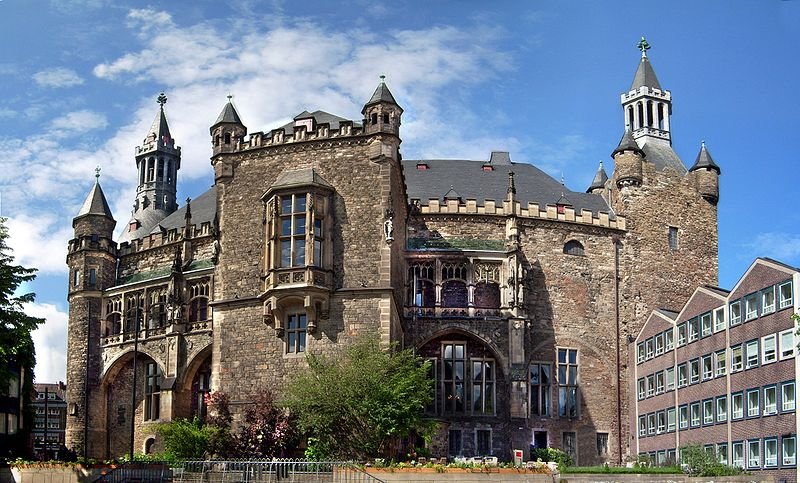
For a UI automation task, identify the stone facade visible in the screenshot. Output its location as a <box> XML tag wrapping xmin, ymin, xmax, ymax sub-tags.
<box><xmin>66</xmin><ymin>48</ymin><xmax>723</xmax><ymax>465</ymax></box>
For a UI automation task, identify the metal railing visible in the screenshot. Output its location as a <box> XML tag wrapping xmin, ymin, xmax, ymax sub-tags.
<box><xmin>175</xmin><ymin>460</ymin><xmax>385</xmax><ymax>483</ymax></box>
<box><xmin>93</xmin><ymin>462</ymin><xmax>171</xmax><ymax>482</ymax></box>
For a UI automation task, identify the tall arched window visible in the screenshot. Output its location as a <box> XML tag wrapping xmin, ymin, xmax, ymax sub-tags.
<box><xmin>409</xmin><ymin>262</ymin><xmax>436</xmax><ymax>307</ymax></box>
<box><xmin>104</xmin><ymin>297</ymin><xmax>122</xmax><ymax>337</ymax></box>
<box><xmin>189</xmin><ymin>281</ymin><xmax>210</xmax><ymax>322</ymax></box>
<box><xmin>144</xmin><ymin>361</ymin><xmax>162</xmax><ymax>421</ymax></box>
<box><xmin>149</xmin><ymin>289</ymin><xmax>167</xmax><ymax>329</ymax></box>
<box><xmin>441</xmin><ymin>261</ymin><xmax>468</xmax><ymax>308</ymax></box>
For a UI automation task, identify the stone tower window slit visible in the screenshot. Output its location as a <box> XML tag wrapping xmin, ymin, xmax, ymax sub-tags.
<box><xmin>668</xmin><ymin>226</ymin><xmax>678</xmax><ymax>250</ymax></box>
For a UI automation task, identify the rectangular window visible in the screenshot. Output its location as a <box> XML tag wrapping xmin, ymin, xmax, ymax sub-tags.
<box><xmin>678</xmin><ymin>405</ymin><xmax>688</xmax><ymax>429</ymax></box>
<box><xmin>700</xmin><ymin>313</ymin><xmax>712</xmax><ymax>337</ymax></box>
<box><xmin>638</xmin><ymin>415</ymin><xmax>647</xmax><ymax>436</ymax></box>
<box><xmin>665</xmin><ymin>367</ymin><xmax>675</xmax><ymax>391</ymax></box>
<box><xmin>73</xmin><ymin>269</ymin><xmax>80</xmax><ymax>288</ymax></box>
<box><xmin>780</xmin><ymin>329</ymin><xmax>795</xmax><ymax>360</ymax></box>
<box><xmin>668</xmin><ymin>226</ymin><xmax>678</xmax><ymax>250</ymax></box>
<box><xmin>562</xmin><ymin>431</ymin><xmax>577</xmax><ymax>463</ymax></box>
<box><xmin>597</xmin><ymin>432</ymin><xmax>608</xmax><ymax>456</ymax></box>
<box><xmin>761</xmin><ymin>286</ymin><xmax>776</xmax><ymax>315</ymax></box>
<box><xmin>746</xmin><ymin>340</ymin><xmax>759</xmax><ymax>369</ymax></box>
<box><xmin>144</xmin><ymin>362</ymin><xmax>161</xmax><ymax>421</ymax></box>
<box><xmin>716</xmin><ymin>395</ymin><xmax>727</xmax><ymax>423</ymax></box>
<box><xmin>702</xmin><ymin>354</ymin><xmax>713</xmax><ymax>380</ymax></box>
<box><xmin>88</xmin><ymin>268</ymin><xmax>96</xmax><ymax>288</ymax></box>
<box><xmin>690</xmin><ymin>358</ymin><xmax>700</xmax><ymax>384</ymax></box>
<box><xmin>476</xmin><ymin>429</ymin><xmax>492</xmax><ymax>455</ymax></box>
<box><xmin>667</xmin><ymin>407</ymin><xmax>676</xmax><ymax>432</ymax></box>
<box><xmin>664</xmin><ymin>329</ymin><xmax>674</xmax><ymax>351</ymax></box>
<box><xmin>286</xmin><ymin>313</ymin><xmax>307</xmax><ymax>354</ymax></box>
<box><xmin>762</xmin><ymin>334</ymin><xmax>777</xmax><ymax>364</ymax></box>
<box><xmin>647</xmin><ymin>413</ymin><xmax>656</xmax><ymax>435</ymax></box>
<box><xmin>718</xmin><ymin>443</ymin><xmax>728</xmax><ymax>465</ymax></box>
<box><xmin>471</xmin><ymin>359</ymin><xmax>495</xmax><ymax>414</ymax></box>
<box><xmin>729</xmin><ymin>300</ymin><xmax>742</xmax><ymax>326</ymax></box>
<box><xmin>646</xmin><ymin>338</ymin><xmax>654</xmax><ymax>359</ymax></box>
<box><xmin>779</xmin><ymin>281</ymin><xmax>793</xmax><ymax>310</ymax></box>
<box><xmin>557</xmin><ymin>348</ymin><xmax>579</xmax><ymax>418</ymax></box>
<box><xmin>448</xmin><ymin>429</ymin><xmax>462</xmax><ymax>456</ymax></box>
<box><xmin>637</xmin><ymin>378</ymin><xmax>646</xmax><ymax>400</ymax></box>
<box><xmin>764</xmin><ymin>386</ymin><xmax>777</xmax><ymax>415</ymax></box>
<box><xmin>715</xmin><ymin>349</ymin><xmax>726</xmax><ymax>377</ymax></box>
<box><xmin>747</xmin><ymin>439</ymin><xmax>760</xmax><ymax>469</ymax></box>
<box><xmin>731</xmin><ymin>345</ymin><xmax>743</xmax><ymax>372</ymax></box>
<box><xmin>677</xmin><ymin>323</ymin><xmax>687</xmax><ymax>346</ymax></box>
<box><xmin>732</xmin><ymin>392</ymin><xmax>744</xmax><ymax>420</ymax></box>
<box><xmin>732</xmin><ymin>442</ymin><xmax>744</xmax><ymax>468</ymax></box>
<box><xmin>690</xmin><ymin>401</ymin><xmax>701</xmax><ymax>427</ymax></box>
<box><xmin>443</xmin><ymin>343</ymin><xmax>466</xmax><ymax>414</ymax></box>
<box><xmin>279</xmin><ymin>193</ymin><xmax>309</xmax><ymax>267</ymax></box>
<box><xmin>655</xmin><ymin>371</ymin><xmax>664</xmax><ymax>394</ymax></box>
<box><xmin>677</xmin><ymin>363</ymin><xmax>688</xmax><ymax>387</ymax></box>
<box><xmin>656</xmin><ymin>411</ymin><xmax>666</xmax><ymax>434</ymax></box>
<box><xmin>744</xmin><ymin>293</ymin><xmax>758</xmax><ymax>321</ymax></box>
<box><xmin>783</xmin><ymin>436</ymin><xmax>796</xmax><ymax>466</ymax></box>
<box><xmin>747</xmin><ymin>389</ymin><xmax>760</xmax><ymax>417</ymax></box>
<box><xmin>688</xmin><ymin>318</ymin><xmax>699</xmax><ymax>342</ymax></box>
<box><xmin>703</xmin><ymin>399</ymin><xmax>714</xmax><ymax>425</ymax></box>
<box><xmin>530</xmin><ymin>363</ymin><xmax>551</xmax><ymax>416</ymax></box>
<box><xmin>764</xmin><ymin>438</ymin><xmax>778</xmax><ymax>468</ymax></box>
<box><xmin>655</xmin><ymin>333</ymin><xmax>664</xmax><ymax>355</ymax></box>
<box><xmin>713</xmin><ymin>307</ymin><xmax>725</xmax><ymax>332</ymax></box>
<box><xmin>637</xmin><ymin>342</ymin><xmax>645</xmax><ymax>363</ymax></box>
<box><xmin>782</xmin><ymin>381</ymin><xmax>795</xmax><ymax>412</ymax></box>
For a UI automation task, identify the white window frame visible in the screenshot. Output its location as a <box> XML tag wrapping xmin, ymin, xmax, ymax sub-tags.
<box><xmin>688</xmin><ymin>318</ymin><xmax>699</xmax><ymax>342</ymax></box>
<box><xmin>729</xmin><ymin>300</ymin><xmax>742</xmax><ymax>326</ymax></box>
<box><xmin>645</xmin><ymin>338</ymin><xmax>654</xmax><ymax>359</ymax></box>
<box><xmin>761</xmin><ymin>286</ymin><xmax>776</xmax><ymax>315</ymax></box>
<box><xmin>703</xmin><ymin>399</ymin><xmax>714</xmax><ymax>425</ymax></box>
<box><xmin>655</xmin><ymin>371</ymin><xmax>665</xmax><ymax>394</ymax></box>
<box><xmin>744</xmin><ymin>293</ymin><xmax>759</xmax><ymax>321</ymax></box>
<box><xmin>678</xmin><ymin>405</ymin><xmax>688</xmax><ymax>429</ymax></box>
<box><xmin>779</xmin><ymin>329</ymin><xmax>795</xmax><ymax>360</ymax></box>
<box><xmin>717</xmin><ymin>443</ymin><xmax>728</xmax><ymax>465</ymax></box>
<box><xmin>715</xmin><ymin>349</ymin><xmax>726</xmax><ymax>377</ymax></box>
<box><xmin>764</xmin><ymin>438</ymin><xmax>778</xmax><ymax>467</ymax></box>
<box><xmin>677</xmin><ymin>363</ymin><xmax>688</xmax><ymax>387</ymax></box>
<box><xmin>664</xmin><ymin>329</ymin><xmax>674</xmax><ymax>351</ymax></box>
<box><xmin>646</xmin><ymin>374</ymin><xmax>655</xmax><ymax>398</ymax></box>
<box><xmin>656</xmin><ymin>411</ymin><xmax>666</xmax><ymax>434</ymax></box>
<box><xmin>747</xmin><ymin>389</ymin><xmax>760</xmax><ymax>417</ymax></box>
<box><xmin>665</xmin><ymin>367</ymin><xmax>675</xmax><ymax>391</ymax></box>
<box><xmin>778</xmin><ymin>281</ymin><xmax>793</xmax><ymax>310</ymax></box>
<box><xmin>677</xmin><ymin>323</ymin><xmax>687</xmax><ymax>346</ymax></box>
<box><xmin>690</xmin><ymin>402</ymin><xmax>701</xmax><ymax>427</ymax></box>
<box><xmin>746</xmin><ymin>340</ymin><xmax>759</xmax><ymax>369</ymax></box>
<box><xmin>762</xmin><ymin>334</ymin><xmax>777</xmax><ymax>364</ymax></box>
<box><xmin>654</xmin><ymin>333</ymin><xmax>664</xmax><ymax>356</ymax></box>
<box><xmin>690</xmin><ymin>358</ymin><xmax>700</xmax><ymax>384</ymax></box>
<box><xmin>731</xmin><ymin>392</ymin><xmax>744</xmax><ymax>419</ymax></box>
<box><xmin>763</xmin><ymin>386</ymin><xmax>777</xmax><ymax>415</ymax></box>
<box><xmin>648</xmin><ymin>413</ymin><xmax>656</xmax><ymax>435</ymax></box>
<box><xmin>700</xmin><ymin>312</ymin><xmax>712</xmax><ymax>337</ymax></box>
<box><xmin>716</xmin><ymin>395</ymin><xmax>727</xmax><ymax>422</ymax></box>
<box><xmin>637</xmin><ymin>342</ymin><xmax>645</xmax><ymax>363</ymax></box>
<box><xmin>667</xmin><ymin>407</ymin><xmax>676</xmax><ymax>432</ymax></box>
<box><xmin>638</xmin><ymin>415</ymin><xmax>646</xmax><ymax>436</ymax></box>
<box><xmin>783</xmin><ymin>436</ymin><xmax>796</xmax><ymax>466</ymax></box>
<box><xmin>782</xmin><ymin>381</ymin><xmax>795</xmax><ymax>412</ymax></box>
<box><xmin>713</xmin><ymin>307</ymin><xmax>725</xmax><ymax>332</ymax></box>
<box><xmin>747</xmin><ymin>439</ymin><xmax>760</xmax><ymax>469</ymax></box>
<box><xmin>702</xmin><ymin>354</ymin><xmax>713</xmax><ymax>380</ymax></box>
<box><xmin>637</xmin><ymin>378</ymin><xmax>646</xmax><ymax>400</ymax></box>
<box><xmin>732</xmin><ymin>441</ymin><xmax>744</xmax><ymax>468</ymax></box>
<box><xmin>731</xmin><ymin>345</ymin><xmax>743</xmax><ymax>372</ymax></box>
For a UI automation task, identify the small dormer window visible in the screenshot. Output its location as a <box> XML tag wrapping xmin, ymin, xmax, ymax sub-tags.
<box><xmin>482</xmin><ymin>165</ymin><xmax>493</xmax><ymax>172</ymax></box>
<box><xmin>416</xmin><ymin>163</ymin><xmax>428</xmax><ymax>171</ymax></box>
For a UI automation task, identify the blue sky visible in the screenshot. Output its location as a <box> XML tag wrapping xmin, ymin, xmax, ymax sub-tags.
<box><xmin>1</xmin><ymin>0</ymin><xmax>798</xmax><ymax>383</ymax></box>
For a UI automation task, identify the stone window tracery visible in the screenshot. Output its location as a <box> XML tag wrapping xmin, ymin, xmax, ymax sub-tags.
<box><xmin>188</xmin><ymin>281</ymin><xmax>209</xmax><ymax>322</ymax></box>
<box><xmin>149</xmin><ymin>288</ymin><xmax>167</xmax><ymax>329</ymax></box>
<box><xmin>124</xmin><ymin>293</ymin><xmax>144</xmax><ymax>333</ymax></box>
<box><xmin>409</xmin><ymin>262</ymin><xmax>436</xmax><ymax>308</ymax></box>
<box><xmin>104</xmin><ymin>297</ymin><xmax>123</xmax><ymax>336</ymax></box>
<box><xmin>424</xmin><ymin>339</ymin><xmax>497</xmax><ymax>416</ymax></box>
<box><xmin>441</xmin><ymin>262</ymin><xmax>469</xmax><ymax>308</ymax></box>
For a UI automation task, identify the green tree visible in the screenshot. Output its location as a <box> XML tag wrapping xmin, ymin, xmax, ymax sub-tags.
<box><xmin>0</xmin><ymin>217</ymin><xmax>44</xmax><ymax>457</ymax></box>
<box><xmin>284</xmin><ymin>334</ymin><xmax>434</xmax><ymax>460</ymax></box>
<box><xmin>156</xmin><ymin>418</ymin><xmax>212</xmax><ymax>460</ymax></box>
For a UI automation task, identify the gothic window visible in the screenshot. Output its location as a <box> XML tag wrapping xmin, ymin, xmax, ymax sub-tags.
<box><xmin>409</xmin><ymin>262</ymin><xmax>435</xmax><ymax>307</ymax></box>
<box><xmin>557</xmin><ymin>348</ymin><xmax>579</xmax><ymax>418</ymax></box>
<box><xmin>191</xmin><ymin>359</ymin><xmax>211</xmax><ymax>421</ymax></box>
<box><xmin>530</xmin><ymin>363</ymin><xmax>551</xmax><ymax>417</ymax></box>
<box><xmin>144</xmin><ymin>362</ymin><xmax>161</xmax><ymax>421</ymax></box>
<box><xmin>442</xmin><ymin>343</ymin><xmax>466</xmax><ymax>413</ymax></box>
<box><xmin>149</xmin><ymin>290</ymin><xmax>167</xmax><ymax>329</ymax></box>
<box><xmin>286</xmin><ymin>312</ymin><xmax>307</xmax><ymax>354</ymax></box>
<box><xmin>441</xmin><ymin>261</ymin><xmax>468</xmax><ymax>308</ymax></box>
<box><xmin>474</xmin><ymin>263</ymin><xmax>501</xmax><ymax>309</ymax></box>
<box><xmin>147</xmin><ymin>158</ymin><xmax>155</xmax><ymax>182</ymax></box>
<box><xmin>157</xmin><ymin>158</ymin><xmax>164</xmax><ymax>181</ymax></box>
<box><xmin>471</xmin><ymin>359</ymin><xmax>495</xmax><ymax>414</ymax></box>
<box><xmin>188</xmin><ymin>281</ymin><xmax>210</xmax><ymax>322</ymax></box>
<box><xmin>563</xmin><ymin>240</ymin><xmax>585</xmax><ymax>256</ymax></box>
<box><xmin>105</xmin><ymin>298</ymin><xmax>122</xmax><ymax>336</ymax></box>
<box><xmin>124</xmin><ymin>294</ymin><xmax>144</xmax><ymax>333</ymax></box>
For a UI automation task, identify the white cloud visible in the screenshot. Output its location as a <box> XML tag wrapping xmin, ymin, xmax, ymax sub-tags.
<box><xmin>6</xmin><ymin>215</ymin><xmax>73</xmax><ymax>275</ymax></box>
<box><xmin>33</xmin><ymin>68</ymin><xmax>85</xmax><ymax>88</ymax></box>
<box><xmin>49</xmin><ymin>110</ymin><xmax>109</xmax><ymax>135</ymax></box>
<box><xmin>745</xmin><ymin>232</ymin><xmax>800</xmax><ymax>262</ymax></box>
<box><xmin>25</xmin><ymin>302</ymin><xmax>68</xmax><ymax>384</ymax></box>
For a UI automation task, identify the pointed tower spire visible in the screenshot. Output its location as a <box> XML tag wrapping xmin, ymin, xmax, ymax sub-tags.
<box><xmin>362</xmin><ymin>75</ymin><xmax>403</xmax><ymax>136</ymax></box>
<box><xmin>75</xmin><ymin>174</ymin><xmax>114</xmax><ymax>223</ymax></box>
<box><xmin>210</xmin><ymin>94</ymin><xmax>247</xmax><ymax>159</ymax></box>
<box><xmin>123</xmin><ymin>93</ymin><xmax>181</xmax><ymax>243</ymax></box>
<box><xmin>690</xmin><ymin>141</ymin><xmax>721</xmax><ymax>205</ymax></box>
<box><xmin>587</xmin><ymin>161</ymin><xmax>609</xmax><ymax>193</ymax></box>
<box><xmin>621</xmin><ymin>38</ymin><xmax>672</xmax><ymax>146</ymax></box>
<box><xmin>689</xmin><ymin>141</ymin><xmax>721</xmax><ymax>174</ymax></box>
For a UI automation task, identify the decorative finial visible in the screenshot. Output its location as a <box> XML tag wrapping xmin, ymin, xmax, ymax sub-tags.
<box><xmin>95</xmin><ymin>166</ymin><xmax>101</xmax><ymax>183</ymax></box>
<box><xmin>379</xmin><ymin>75</ymin><xmax>386</xmax><ymax>83</ymax></box>
<box><xmin>507</xmin><ymin>171</ymin><xmax>516</xmax><ymax>195</ymax></box>
<box><xmin>598</xmin><ymin>160</ymin><xmax>604</xmax><ymax>169</ymax></box>
<box><xmin>637</xmin><ymin>37</ymin><xmax>651</xmax><ymax>58</ymax></box>
<box><xmin>701</xmin><ymin>139</ymin><xmax>706</xmax><ymax>148</ymax></box>
<box><xmin>227</xmin><ymin>94</ymin><xmax>233</xmax><ymax>102</ymax></box>
<box><xmin>560</xmin><ymin>173</ymin><xmax>565</xmax><ymax>186</ymax></box>
<box><xmin>157</xmin><ymin>92</ymin><xmax>168</xmax><ymax>108</ymax></box>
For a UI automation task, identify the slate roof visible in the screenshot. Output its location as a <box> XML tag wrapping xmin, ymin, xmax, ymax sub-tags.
<box><xmin>689</xmin><ymin>142</ymin><xmax>721</xmax><ymax>174</ymax></box>
<box><xmin>76</xmin><ymin>182</ymin><xmax>114</xmax><ymax>220</ymax></box>
<box><xmin>655</xmin><ymin>308</ymin><xmax>679</xmax><ymax>319</ymax></box>
<box><xmin>276</xmin><ymin>110</ymin><xmax>359</xmax><ymax>134</ymax></box>
<box><xmin>641</xmin><ymin>141</ymin><xmax>688</xmax><ymax>174</ymax></box>
<box><xmin>270</xmin><ymin>168</ymin><xmax>333</xmax><ymax>192</ymax></box>
<box><xmin>214</xmin><ymin>100</ymin><xmax>243</xmax><ymax>126</ymax></box>
<box><xmin>364</xmin><ymin>80</ymin><xmax>399</xmax><ymax>108</ymax></box>
<box><xmin>612</xmin><ymin>130</ymin><xmax>644</xmax><ymax>157</ymax></box>
<box><xmin>403</xmin><ymin>156</ymin><xmax>613</xmax><ymax>217</ymax></box>
<box><xmin>586</xmin><ymin>162</ymin><xmax>608</xmax><ymax>192</ymax></box>
<box><xmin>148</xmin><ymin>186</ymin><xmax>217</xmax><ymax>235</ymax></box>
<box><xmin>142</xmin><ymin>107</ymin><xmax>174</xmax><ymax>149</ymax></box>
<box><xmin>630</xmin><ymin>56</ymin><xmax>662</xmax><ymax>91</ymax></box>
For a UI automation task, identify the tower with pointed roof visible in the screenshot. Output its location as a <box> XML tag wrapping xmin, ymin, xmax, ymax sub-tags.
<box><xmin>689</xmin><ymin>141</ymin><xmax>721</xmax><ymax>204</ymax></box>
<box><xmin>65</xmin><ymin>170</ymin><xmax>117</xmax><ymax>455</ymax></box>
<box><xmin>362</xmin><ymin>75</ymin><xmax>403</xmax><ymax>137</ymax></box>
<box><xmin>121</xmin><ymin>93</ymin><xmax>181</xmax><ymax>243</ymax></box>
<box><xmin>623</xmin><ymin>37</ymin><xmax>673</xmax><ymax>147</ymax></box>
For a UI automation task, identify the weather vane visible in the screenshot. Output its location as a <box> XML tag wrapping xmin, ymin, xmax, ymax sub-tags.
<box><xmin>380</xmin><ymin>74</ymin><xmax>386</xmax><ymax>83</ymax></box>
<box><xmin>227</xmin><ymin>94</ymin><xmax>233</xmax><ymax>102</ymax></box>
<box><xmin>157</xmin><ymin>92</ymin><xmax>168</xmax><ymax>107</ymax></box>
<box><xmin>637</xmin><ymin>37</ymin><xmax>651</xmax><ymax>58</ymax></box>
<box><xmin>95</xmin><ymin>166</ymin><xmax>101</xmax><ymax>182</ymax></box>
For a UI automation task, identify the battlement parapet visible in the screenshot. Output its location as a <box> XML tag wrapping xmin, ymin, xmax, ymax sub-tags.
<box><xmin>117</xmin><ymin>221</ymin><xmax>214</xmax><ymax>255</ymax></box>
<box><xmin>621</xmin><ymin>85</ymin><xmax>671</xmax><ymax>102</ymax></box>
<box><xmin>235</xmin><ymin>120</ymin><xmax>372</xmax><ymax>152</ymax></box>
<box><xmin>413</xmin><ymin>198</ymin><xmax>625</xmax><ymax>231</ymax></box>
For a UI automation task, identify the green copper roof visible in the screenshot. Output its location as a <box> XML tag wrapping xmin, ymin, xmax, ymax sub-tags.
<box><xmin>118</xmin><ymin>258</ymin><xmax>214</xmax><ymax>285</ymax></box>
<box><xmin>407</xmin><ymin>237</ymin><xmax>505</xmax><ymax>251</ymax></box>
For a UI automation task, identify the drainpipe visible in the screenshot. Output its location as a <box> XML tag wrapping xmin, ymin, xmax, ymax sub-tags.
<box><xmin>613</xmin><ymin>235</ymin><xmax>623</xmax><ymax>465</ymax></box>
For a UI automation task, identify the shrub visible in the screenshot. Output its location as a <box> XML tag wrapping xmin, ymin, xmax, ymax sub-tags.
<box><xmin>155</xmin><ymin>418</ymin><xmax>212</xmax><ymax>460</ymax></box>
<box><xmin>679</xmin><ymin>444</ymin><xmax>744</xmax><ymax>477</ymax></box>
<box><xmin>529</xmin><ymin>447</ymin><xmax>573</xmax><ymax>468</ymax></box>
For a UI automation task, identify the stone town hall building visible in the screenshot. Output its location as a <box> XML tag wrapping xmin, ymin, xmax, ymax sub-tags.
<box><xmin>65</xmin><ymin>44</ymin><xmax>721</xmax><ymax>464</ymax></box>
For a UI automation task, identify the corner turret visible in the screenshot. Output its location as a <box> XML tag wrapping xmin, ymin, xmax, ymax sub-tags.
<box><xmin>689</xmin><ymin>141</ymin><xmax>721</xmax><ymax>205</ymax></box>
<box><xmin>587</xmin><ymin>161</ymin><xmax>609</xmax><ymax>194</ymax></box>
<box><xmin>210</xmin><ymin>95</ymin><xmax>247</xmax><ymax>157</ymax></box>
<box><xmin>612</xmin><ymin>130</ymin><xmax>645</xmax><ymax>188</ymax></box>
<box><xmin>362</xmin><ymin>75</ymin><xmax>402</xmax><ymax>137</ymax></box>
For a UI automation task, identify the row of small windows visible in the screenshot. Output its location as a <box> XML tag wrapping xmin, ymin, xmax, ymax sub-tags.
<box><xmin>636</xmin><ymin>280</ymin><xmax>794</xmax><ymax>365</ymax></box>
<box><xmin>638</xmin><ymin>381</ymin><xmax>795</xmax><ymax>439</ymax></box>
<box><xmin>102</xmin><ymin>282</ymin><xmax>209</xmax><ymax>337</ymax></box>
<box><xmin>637</xmin><ymin>329</ymin><xmax>796</xmax><ymax>399</ymax></box>
<box><xmin>640</xmin><ymin>437</ymin><xmax>797</xmax><ymax>471</ymax></box>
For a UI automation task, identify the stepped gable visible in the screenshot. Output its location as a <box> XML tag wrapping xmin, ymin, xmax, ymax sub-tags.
<box><xmin>403</xmin><ymin>153</ymin><xmax>612</xmax><ymax>216</ymax></box>
<box><xmin>147</xmin><ymin>186</ymin><xmax>217</xmax><ymax>236</ymax></box>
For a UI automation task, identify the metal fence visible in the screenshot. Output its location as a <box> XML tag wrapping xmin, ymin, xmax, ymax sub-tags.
<box><xmin>174</xmin><ymin>460</ymin><xmax>384</xmax><ymax>483</ymax></box>
<box><xmin>93</xmin><ymin>462</ymin><xmax>172</xmax><ymax>482</ymax></box>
